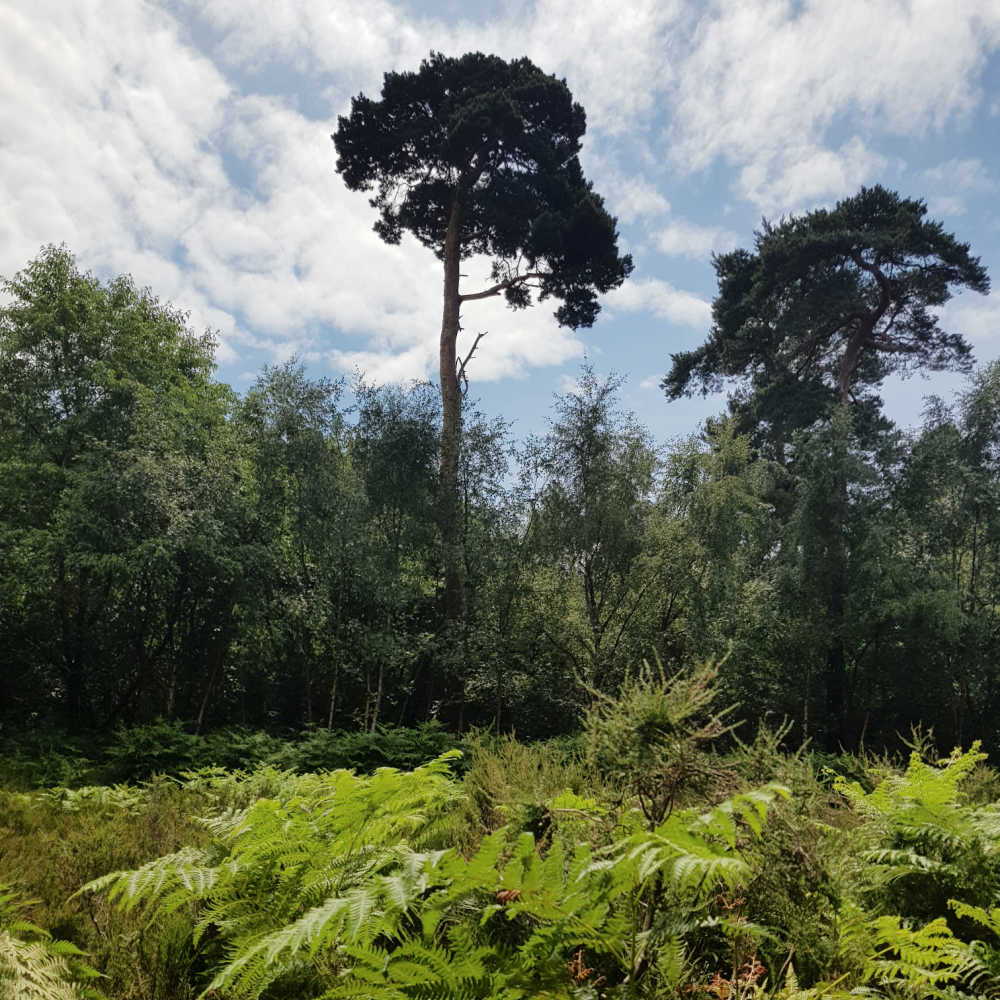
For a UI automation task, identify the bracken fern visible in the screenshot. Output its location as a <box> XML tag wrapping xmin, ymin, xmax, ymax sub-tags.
<box><xmin>83</xmin><ymin>750</ymin><xmax>788</xmax><ymax>999</ymax></box>
<box><xmin>0</xmin><ymin>882</ymin><xmax>104</xmax><ymax>1000</ymax></box>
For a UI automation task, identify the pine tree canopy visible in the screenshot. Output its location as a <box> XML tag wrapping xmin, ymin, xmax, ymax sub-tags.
<box><xmin>333</xmin><ymin>50</ymin><xmax>633</xmax><ymax>328</ymax></box>
<box><xmin>663</xmin><ymin>185</ymin><xmax>990</xmax><ymax>415</ymax></box>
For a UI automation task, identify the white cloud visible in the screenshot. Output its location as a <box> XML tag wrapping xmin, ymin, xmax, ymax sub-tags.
<box><xmin>0</xmin><ymin>3</ymin><xmax>599</xmax><ymax>386</ymax></box>
<box><xmin>601</xmin><ymin>175</ymin><xmax>671</xmax><ymax>226</ymax></box>
<box><xmin>184</xmin><ymin>0</ymin><xmax>686</xmax><ymax>136</ymax></box>
<box><xmin>0</xmin><ymin>0</ymin><xmax>250</xmax><ymax>344</ymax></box>
<box><xmin>607</xmin><ymin>278</ymin><xmax>711</xmax><ymax>329</ymax></box>
<box><xmin>639</xmin><ymin>375</ymin><xmax>662</xmax><ymax>390</ymax></box>
<box><xmin>654</xmin><ymin>218</ymin><xmax>739</xmax><ymax>258</ymax></box>
<box><xmin>940</xmin><ymin>292</ymin><xmax>1000</xmax><ymax>347</ymax></box>
<box><xmin>3</xmin><ymin>0</ymin><xmax>999</xmax><ymax>400</ymax></box>
<box><xmin>667</xmin><ymin>0</ymin><xmax>1000</xmax><ymax>208</ymax></box>
<box><xmin>923</xmin><ymin>157</ymin><xmax>995</xmax><ymax>191</ymax></box>
<box><xmin>182</xmin><ymin>0</ymin><xmax>443</xmax><ymax>84</ymax></box>
<box><xmin>507</xmin><ymin>0</ymin><xmax>685</xmax><ymax>136</ymax></box>
<box><xmin>922</xmin><ymin>157</ymin><xmax>996</xmax><ymax>215</ymax></box>
<box><xmin>556</xmin><ymin>372</ymin><xmax>585</xmax><ymax>395</ymax></box>
<box><xmin>737</xmin><ymin>137</ymin><xmax>890</xmax><ymax>214</ymax></box>
<box><xmin>928</xmin><ymin>195</ymin><xmax>970</xmax><ymax>217</ymax></box>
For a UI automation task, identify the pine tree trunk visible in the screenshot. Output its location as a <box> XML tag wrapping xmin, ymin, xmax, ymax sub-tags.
<box><xmin>439</xmin><ymin>199</ymin><xmax>466</xmax><ymax>624</ymax></box>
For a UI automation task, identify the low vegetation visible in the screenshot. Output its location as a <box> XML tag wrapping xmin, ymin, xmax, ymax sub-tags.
<box><xmin>3</xmin><ymin>668</ymin><xmax>1000</xmax><ymax>999</ymax></box>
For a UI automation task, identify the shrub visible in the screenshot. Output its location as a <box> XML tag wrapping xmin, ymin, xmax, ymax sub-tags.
<box><xmin>102</xmin><ymin>721</ymin><xmax>202</xmax><ymax>783</ymax></box>
<box><xmin>585</xmin><ymin>659</ymin><xmax>737</xmax><ymax>828</ymax></box>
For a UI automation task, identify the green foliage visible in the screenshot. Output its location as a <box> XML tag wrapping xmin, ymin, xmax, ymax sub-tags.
<box><xmin>78</xmin><ymin>737</ymin><xmax>790</xmax><ymax>1000</ymax></box>
<box><xmin>104</xmin><ymin>721</ymin><xmax>203</xmax><ymax>782</ymax></box>
<box><xmin>0</xmin><ymin>881</ymin><xmax>103</xmax><ymax>999</ymax></box>
<box><xmin>525</xmin><ymin>366</ymin><xmax>663</xmax><ymax>692</ymax></box>
<box><xmin>0</xmin><ymin>245</ymin><xmax>238</xmax><ymax>730</ymax></box>
<box><xmin>0</xmin><ymin>724</ymin><xmax>463</xmax><ymax>789</ymax></box>
<box><xmin>585</xmin><ymin>660</ymin><xmax>737</xmax><ymax>827</ymax></box>
<box><xmin>836</xmin><ymin>744</ymin><xmax>1000</xmax><ymax>927</ymax></box>
<box><xmin>82</xmin><ymin>754</ymin><xmax>462</xmax><ymax>998</ymax></box>
<box><xmin>267</xmin><ymin>723</ymin><xmax>461</xmax><ymax>776</ymax></box>
<box><xmin>665</xmin><ymin>185</ymin><xmax>989</xmax><ymax>413</ymax></box>
<box><xmin>3</xmin><ymin>242</ymin><xmax>1000</xmax><ymax>758</ymax></box>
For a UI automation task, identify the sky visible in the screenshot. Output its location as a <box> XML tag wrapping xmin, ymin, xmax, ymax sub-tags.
<box><xmin>2</xmin><ymin>0</ymin><xmax>1000</xmax><ymax>443</ymax></box>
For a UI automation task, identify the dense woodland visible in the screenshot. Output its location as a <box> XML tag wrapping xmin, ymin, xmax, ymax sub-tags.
<box><xmin>4</xmin><ymin>50</ymin><xmax>1000</xmax><ymax>1000</ymax></box>
<box><xmin>2</xmin><ymin>238</ymin><xmax>998</xmax><ymax>756</ymax></box>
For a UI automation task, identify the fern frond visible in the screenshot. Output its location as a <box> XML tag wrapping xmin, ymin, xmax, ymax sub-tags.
<box><xmin>88</xmin><ymin>756</ymin><xmax>463</xmax><ymax>999</ymax></box>
<box><xmin>950</xmin><ymin>899</ymin><xmax>1000</xmax><ymax>939</ymax></box>
<box><xmin>77</xmin><ymin>847</ymin><xmax>221</xmax><ymax>915</ymax></box>
<box><xmin>866</xmin><ymin>915</ymin><xmax>971</xmax><ymax>998</ymax></box>
<box><xmin>0</xmin><ymin>882</ymin><xmax>104</xmax><ymax>1000</ymax></box>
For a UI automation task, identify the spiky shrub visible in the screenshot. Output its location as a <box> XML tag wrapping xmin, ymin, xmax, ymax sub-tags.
<box><xmin>584</xmin><ymin>660</ymin><xmax>737</xmax><ymax>829</ymax></box>
<box><xmin>456</xmin><ymin>732</ymin><xmax>594</xmax><ymax>845</ymax></box>
<box><xmin>0</xmin><ymin>882</ymin><xmax>104</xmax><ymax>1000</ymax></box>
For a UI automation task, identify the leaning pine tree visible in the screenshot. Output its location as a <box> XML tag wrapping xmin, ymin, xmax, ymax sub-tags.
<box><xmin>333</xmin><ymin>51</ymin><xmax>633</xmax><ymax>624</ymax></box>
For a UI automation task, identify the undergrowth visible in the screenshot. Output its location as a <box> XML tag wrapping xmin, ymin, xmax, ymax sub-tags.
<box><xmin>2</xmin><ymin>665</ymin><xmax>1000</xmax><ymax>998</ymax></box>
<box><xmin>0</xmin><ymin>721</ymin><xmax>460</xmax><ymax>789</ymax></box>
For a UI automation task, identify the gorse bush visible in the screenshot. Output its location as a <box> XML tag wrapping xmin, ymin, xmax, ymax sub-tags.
<box><xmin>457</xmin><ymin>731</ymin><xmax>593</xmax><ymax>843</ymax></box>
<box><xmin>585</xmin><ymin>659</ymin><xmax>737</xmax><ymax>827</ymax></box>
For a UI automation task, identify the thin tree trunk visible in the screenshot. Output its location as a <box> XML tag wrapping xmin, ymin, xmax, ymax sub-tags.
<box><xmin>439</xmin><ymin>198</ymin><xmax>466</xmax><ymax>624</ymax></box>
<box><xmin>196</xmin><ymin>661</ymin><xmax>219</xmax><ymax>734</ymax></box>
<box><xmin>823</xmin><ymin>404</ymin><xmax>850</xmax><ymax>751</ymax></box>
<box><xmin>370</xmin><ymin>661</ymin><xmax>383</xmax><ymax>733</ymax></box>
<box><xmin>327</xmin><ymin>664</ymin><xmax>338</xmax><ymax>729</ymax></box>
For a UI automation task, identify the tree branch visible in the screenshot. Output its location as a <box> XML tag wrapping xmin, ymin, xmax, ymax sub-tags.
<box><xmin>459</xmin><ymin>271</ymin><xmax>547</xmax><ymax>303</ymax></box>
<box><xmin>457</xmin><ymin>331</ymin><xmax>488</xmax><ymax>396</ymax></box>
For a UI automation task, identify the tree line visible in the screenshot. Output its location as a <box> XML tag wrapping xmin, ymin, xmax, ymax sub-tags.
<box><xmin>2</xmin><ymin>235</ymin><xmax>997</xmax><ymax>753</ymax></box>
